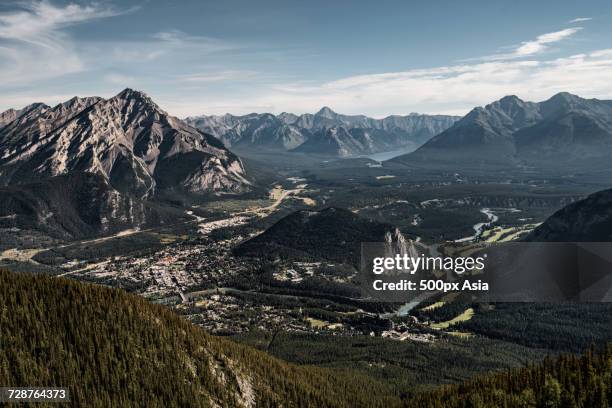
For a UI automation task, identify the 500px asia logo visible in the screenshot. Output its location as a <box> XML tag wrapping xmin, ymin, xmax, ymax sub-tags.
<box><xmin>372</xmin><ymin>279</ymin><xmax>489</xmax><ymax>292</ymax></box>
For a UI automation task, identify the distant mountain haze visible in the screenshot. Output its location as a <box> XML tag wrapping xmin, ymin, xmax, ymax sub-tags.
<box><xmin>185</xmin><ymin>108</ymin><xmax>459</xmax><ymax>157</ymax></box>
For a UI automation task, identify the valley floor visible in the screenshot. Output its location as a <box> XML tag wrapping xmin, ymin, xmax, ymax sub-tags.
<box><xmin>2</xmin><ymin>156</ymin><xmax>611</xmax><ymax>398</ymax></box>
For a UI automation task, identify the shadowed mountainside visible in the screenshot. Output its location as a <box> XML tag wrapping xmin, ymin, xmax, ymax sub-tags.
<box><xmin>393</xmin><ymin>93</ymin><xmax>612</xmax><ymax>168</ymax></box>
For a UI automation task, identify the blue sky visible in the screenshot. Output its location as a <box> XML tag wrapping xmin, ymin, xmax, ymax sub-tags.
<box><xmin>1</xmin><ymin>0</ymin><xmax>611</xmax><ymax>117</ymax></box>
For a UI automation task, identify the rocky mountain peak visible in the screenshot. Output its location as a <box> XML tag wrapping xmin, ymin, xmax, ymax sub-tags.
<box><xmin>315</xmin><ymin>106</ymin><xmax>337</xmax><ymax>119</ymax></box>
<box><xmin>277</xmin><ymin>112</ymin><xmax>299</xmax><ymax>124</ymax></box>
<box><xmin>53</xmin><ymin>96</ymin><xmax>102</xmax><ymax>116</ymax></box>
<box><xmin>486</xmin><ymin>95</ymin><xmax>531</xmax><ymax>115</ymax></box>
<box><xmin>0</xmin><ymin>102</ymin><xmax>51</xmax><ymax>134</ymax></box>
<box><xmin>16</xmin><ymin>102</ymin><xmax>51</xmax><ymax>119</ymax></box>
<box><xmin>497</xmin><ymin>95</ymin><xmax>524</xmax><ymax>108</ymax></box>
<box><xmin>540</xmin><ymin>92</ymin><xmax>584</xmax><ymax>116</ymax></box>
<box><xmin>111</xmin><ymin>88</ymin><xmax>160</xmax><ymax>111</ymax></box>
<box><xmin>548</xmin><ymin>91</ymin><xmax>581</xmax><ymax>103</ymax></box>
<box><xmin>115</xmin><ymin>87</ymin><xmax>151</xmax><ymax>100</ymax></box>
<box><xmin>402</xmin><ymin>91</ymin><xmax>612</xmax><ymax>167</ymax></box>
<box><xmin>186</xmin><ymin>107</ymin><xmax>459</xmax><ymax>155</ymax></box>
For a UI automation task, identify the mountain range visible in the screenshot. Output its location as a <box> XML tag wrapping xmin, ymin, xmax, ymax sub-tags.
<box><xmin>4</xmin><ymin>89</ymin><xmax>612</xmax><ymax>242</ymax></box>
<box><xmin>185</xmin><ymin>108</ymin><xmax>459</xmax><ymax>157</ymax></box>
<box><xmin>394</xmin><ymin>92</ymin><xmax>612</xmax><ymax>167</ymax></box>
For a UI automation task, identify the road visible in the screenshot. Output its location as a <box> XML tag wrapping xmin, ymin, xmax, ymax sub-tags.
<box><xmin>244</xmin><ymin>184</ymin><xmax>313</xmax><ymax>217</ymax></box>
<box><xmin>1</xmin><ymin>226</ymin><xmax>168</xmax><ymax>264</ymax></box>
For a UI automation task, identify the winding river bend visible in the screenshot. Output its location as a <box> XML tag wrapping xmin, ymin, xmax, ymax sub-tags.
<box><xmin>455</xmin><ymin>208</ymin><xmax>499</xmax><ymax>243</ymax></box>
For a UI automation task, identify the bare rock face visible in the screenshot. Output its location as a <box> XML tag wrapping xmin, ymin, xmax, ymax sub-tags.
<box><xmin>0</xmin><ymin>109</ymin><xmax>19</xmax><ymax>128</ymax></box>
<box><xmin>0</xmin><ymin>103</ymin><xmax>50</xmax><ymax>130</ymax></box>
<box><xmin>0</xmin><ymin>89</ymin><xmax>250</xmax><ymax>197</ymax></box>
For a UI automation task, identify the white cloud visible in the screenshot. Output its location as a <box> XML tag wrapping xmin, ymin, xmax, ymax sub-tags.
<box><xmin>0</xmin><ymin>1</ymin><xmax>131</xmax><ymax>84</ymax></box>
<box><xmin>569</xmin><ymin>17</ymin><xmax>592</xmax><ymax>23</ymax></box>
<box><xmin>110</xmin><ymin>46</ymin><xmax>167</xmax><ymax>62</ymax></box>
<box><xmin>151</xmin><ymin>29</ymin><xmax>233</xmax><ymax>52</ymax></box>
<box><xmin>106</xmin><ymin>30</ymin><xmax>235</xmax><ymax>65</ymax></box>
<box><xmin>0</xmin><ymin>1</ymin><xmax>239</xmax><ymax>107</ymax></box>
<box><xmin>0</xmin><ymin>1</ymin><xmax>122</xmax><ymax>42</ymax></box>
<box><xmin>176</xmin><ymin>70</ymin><xmax>259</xmax><ymax>83</ymax></box>
<box><xmin>157</xmin><ymin>26</ymin><xmax>602</xmax><ymax>117</ymax></box>
<box><xmin>481</xmin><ymin>28</ymin><xmax>582</xmax><ymax>61</ymax></box>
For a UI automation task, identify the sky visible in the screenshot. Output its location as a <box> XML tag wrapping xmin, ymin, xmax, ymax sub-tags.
<box><xmin>0</xmin><ymin>0</ymin><xmax>611</xmax><ymax>118</ymax></box>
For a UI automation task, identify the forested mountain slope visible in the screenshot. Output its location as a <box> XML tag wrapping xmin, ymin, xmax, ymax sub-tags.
<box><xmin>0</xmin><ymin>269</ymin><xmax>398</xmax><ymax>407</ymax></box>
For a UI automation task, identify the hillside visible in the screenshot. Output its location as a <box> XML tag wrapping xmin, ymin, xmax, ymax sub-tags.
<box><xmin>525</xmin><ymin>187</ymin><xmax>612</xmax><ymax>242</ymax></box>
<box><xmin>0</xmin><ymin>173</ymin><xmax>187</xmax><ymax>246</ymax></box>
<box><xmin>408</xmin><ymin>345</ymin><xmax>611</xmax><ymax>408</ymax></box>
<box><xmin>234</xmin><ymin>207</ymin><xmax>405</xmax><ymax>265</ymax></box>
<box><xmin>0</xmin><ymin>269</ymin><xmax>399</xmax><ymax>407</ymax></box>
<box><xmin>2</xmin><ymin>269</ymin><xmax>609</xmax><ymax>407</ymax></box>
